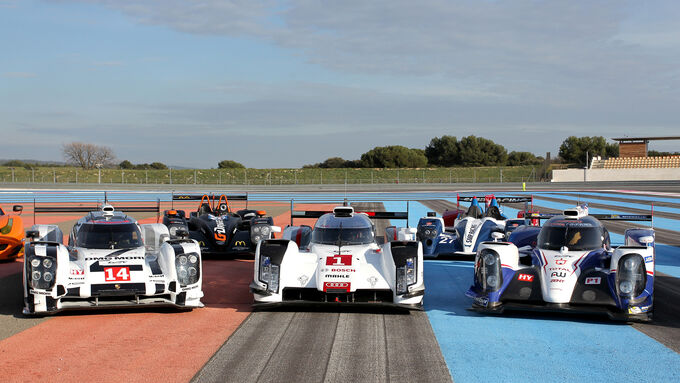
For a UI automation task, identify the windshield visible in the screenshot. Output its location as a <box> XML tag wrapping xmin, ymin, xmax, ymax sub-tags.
<box><xmin>76</xmin><ymin>223</ymin><xmax>143</xmax><ymax>249</ymax></box>
<box><xmin>537</xmin><ymin>225</ymin><xmax>603</xmax><ymax>251</ymax></box>
<box><xmin>311</xmin><ymin>227</ymin><xmax>375</xmax><ymax>245</ymax></box>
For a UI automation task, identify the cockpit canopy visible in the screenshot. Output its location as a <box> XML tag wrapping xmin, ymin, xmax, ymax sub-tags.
<box><xmin>537</xmin><ymin>216</ymin><xmax>605</xmax><ymax>251</ymax></box>
<box><xmin>76</xmin><ymin>222</ymin><xmax>143</xmax><ymax>249</ymax></box>
<box><xmin>311</xmin><ymin>212</ymin><xmax>375</xmax><ymax>245</ymax></box>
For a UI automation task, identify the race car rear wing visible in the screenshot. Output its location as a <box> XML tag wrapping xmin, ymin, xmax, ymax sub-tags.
<box><xmin>291</xmin><ymin>210</ymin><xmax>408</xmax><ymax>220</ymax></box>
<box><xmin>32</xmin><ymin>200</ymin><xmax>161</xmax><ymax>224</ymax></box>
<box><xmin>522</xmin><ymin>212</ymin><xmax>654</xmax><ymax>224</ymax></box>
<box><xmin>457</xmin><ymin>193</ymin><xmax>534</xmax><ymax>210</ymax></box>
<box><xmin>171</xmin><ymin>192</ymin><xmax>249</xmax><ymax>210</ymax></box>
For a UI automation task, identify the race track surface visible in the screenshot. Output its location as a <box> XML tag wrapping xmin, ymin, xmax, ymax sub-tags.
<box><xmin>1</xmin><ymin>186</ymin><xmax>679</xmax><ymax>382</ymax></box>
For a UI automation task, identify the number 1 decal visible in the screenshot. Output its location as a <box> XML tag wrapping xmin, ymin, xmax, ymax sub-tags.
<box><xmin>104</xmin><ymin>267</ymin><xmax>131</xmax><ymax>282</ymax></box>
<box><xmin>326</xmin><ymin>255</ymin><xmax>352</xmax><ymax>266</ymax></box>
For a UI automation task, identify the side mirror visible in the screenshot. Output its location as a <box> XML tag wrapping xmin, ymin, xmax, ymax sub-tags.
<box><xmin>491</xmin><ymin>232</ymin><xmax>505</xmax><ymax>242</ymax></box>
<box><xmin>13</xmin><ymin>205</ymin><xmax>23</xmax><ymax>214</ymax></box>
<box><xmin>26</xmin><ymin>230</ymin><xmax>40</xmax><ymax>240</ymax></box>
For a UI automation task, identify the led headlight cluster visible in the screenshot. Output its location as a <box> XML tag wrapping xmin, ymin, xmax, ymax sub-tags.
<box><xmin>396</xmin><ymin>257</ymin><xmax>416</xmax><ymax>295</ymax></box>
<box><xmin>176</xmin><ymin>252</ymin><xmax>200</xmax><ymax>286</ymax></box>
<box><xmin>29</xmin><ymin>255</ymin><xmax>57</xmax><ymax>290</ymax></box>
<box><xmin>168</xmin><ymin>225</ymin><xmax>182</xmax><ymax>237</ymax></box>
<box><xmin>259</xmin><ymin>255</ymin><xmax>280</xmax><ymax>293</ymax></box>
<box><xmin>617</xmin><ymin>253</ymin><xmax>646</xmax><ymax>299</ymax></box>
<box><xmin>477</xmin><ymin>249</ymin><xmax>502</xmax><ymax>292</ymax></box>
<box><xmin>251</xmin><ymin>225</ymin><xmax>271</xmax><ymax>244</ymax></box>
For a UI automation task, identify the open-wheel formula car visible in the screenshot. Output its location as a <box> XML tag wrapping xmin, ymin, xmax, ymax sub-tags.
<box><xmin>164</xmin><ymin>193</ymin><xmax>280</xmax><ymax>257</ymax></box>
<box><xmin>466</xmin><ymin>204</ymin><xmax>655</xmax><ymax>321</ymax></box>
<box><xmin>417</xmin><ymin>195</ymin><xmax>532</xmax><ymax>258</ymax></box>
<box><xmin>250</xmin><ymin>205</ymin><xmax>424</xmax><ymax>309</ymax></box>
<box><xmin>0</xmin><ymin>204</ymin><xmax>24</xmax><ymax>260</ymax></box>
<box><xmin>23</xmin><ymin>202</ymin><xmax>203</xmax><ymax>315</ymax></box>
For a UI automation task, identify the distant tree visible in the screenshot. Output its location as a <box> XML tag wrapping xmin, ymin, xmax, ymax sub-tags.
<box><xmin>119</xmin><ymin>160</ymin><xmax>134</xmax><ymax>169</ymax></box>
<box><xmin>425</xmin><ymin>136</ymin><xmax>460</xmax><ymax>166</ymax></box>
<box><xmin>218</xmin><ymin>160</ymin><xmax>245</xmax><ymax>169</ymax></box>
<box><xmin>360</xmin><ymin>145</ymin><xmax>428</xmax><ymax>168</ymax></box>
<box><xmin>320</xmin><ymin>157</ymin><xmax>347</xmax><ymax>168</ymax></box>
<box><xmin>149</xmin><ymin>162</ymin><xmax>167</xmax><ymax>170</ymax></box>
<box><xmin>605</xmin><ymin>143</ymin><xmax>619</xmax><ymax>158</ymax></box>
<box><xmin>647</xmin><ymin>150</ymin><xmax>680</xmax><ymax>157</ymax></box>
<box><xmin>63</xmin><ymin>142</ymin><xmax>115</xmax><ymax>169</ymax></box>
<box><xmin>558</xmin><ymin>136</ymin><xmax>610</xmax><ymax>167</ymax></box>
<box><xmin>507</xmin><ymin>151</ymin><xmax>542</xmax><ymax>166</ymax></box>
<box><xmin>457</xmin><ymin>136</ymin><xmax>507</xmax><ymax>166</ymax></box>
<box><xmin>2</xmin><ymin>160</ymin><xmax>35</xmax><ymax>169</ymax></box>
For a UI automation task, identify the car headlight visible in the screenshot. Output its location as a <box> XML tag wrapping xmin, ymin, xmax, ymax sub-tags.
<box><xmin>169</xmin><ymin>226</ymin><xmax>179</xmax><ymax>236</ymax></box>
<box><xmin>176</xmin><ymin>252</ymin><xmax>200</xmax><ymax>286</ymax></box>
<box><xmin>251</xmin><ymin>225</ymin><xmax>270</xmax><ymax>243</ymax></box>
<box><xmin>28</xmin><ymin>254</ymin><xmax>57</xmax><ymax>290</ymax></box>
<box><xmin>617</xmin><ymin>253</ymin><xmax>646</xmax><ymax>299</ymax></box>
<box><xmin>258</xmin><ymin>255</ymin><xmax>280</xmax><ymax>293</ymax></box>
<box><xmin>477</xmin><ymin>249</ymin><xmax>502</xmax><ymax>293</ymax></box>
<box><xmin>396</xmin><ymin>257</ymin><xmax>416</xmax><ymax>295</ymax></box>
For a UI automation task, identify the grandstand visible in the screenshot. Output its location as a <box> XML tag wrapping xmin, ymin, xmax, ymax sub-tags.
<box><xmin>594</xmin><ymin>155</ymin><xmax>680</xmax><ymax>169</ymax></box>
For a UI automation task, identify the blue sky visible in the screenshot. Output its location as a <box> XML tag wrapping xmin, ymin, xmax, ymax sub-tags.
<box><xmin>1</xmin><ymin>0</ymin><xmax>679</xmax><ymax>168</ymax></box>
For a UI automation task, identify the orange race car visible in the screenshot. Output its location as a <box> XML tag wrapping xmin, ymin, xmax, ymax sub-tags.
<box><xmin>0</xmin><ymin>204</ymin><xmax>24</xmax><ymax>260</ymax></box>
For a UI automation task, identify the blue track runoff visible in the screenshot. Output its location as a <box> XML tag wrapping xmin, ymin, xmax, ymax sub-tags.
<box><xmin>424</xmin><ymin>261</ymin><xmax>680</xmax><ymax>382</ymax></box>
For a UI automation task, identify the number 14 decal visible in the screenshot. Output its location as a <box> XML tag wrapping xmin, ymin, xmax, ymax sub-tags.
<box><xmin>104</xmin><ymin>267</ymin><xmax>131</xmax><ymax>282</ymax></box>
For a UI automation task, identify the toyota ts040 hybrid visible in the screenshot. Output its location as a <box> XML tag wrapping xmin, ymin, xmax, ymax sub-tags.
<box><xmin>466</xmin><ymin>204</ymin><xmax>655</xmax><ymax>321</ymax></box>
<box><xmin>0</xmin><ymin>204</ymin><xmax>25</xmax><ymax>260</ymax></box>
<box><xmin>250</xmin><ymin>206</ymin><xmax>424</xmax><ymax>309</ymax></box>
<box><xmin>417</xmin><ymin>195</ymin><xmax>532</xmax><ymax>258</ymax></box>
<box><xmin>23</xmin><ymin>203</ymin><xmax>203</xmax><ymax>315</ymax></box>
<box><xmin>164</xmin><ymin>193</ymin><xmax>280</xmax><ymax>256</ymax></box>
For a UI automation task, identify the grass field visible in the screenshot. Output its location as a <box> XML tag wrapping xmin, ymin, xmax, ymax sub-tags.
<box><xmin>0</xmin><ymin>165</ymin><xmax>541</xmax><ymax>185</ymax></box>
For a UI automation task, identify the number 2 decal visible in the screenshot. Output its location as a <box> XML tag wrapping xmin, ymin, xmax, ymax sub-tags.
<box><xmin>104</xmin><ymin>267</ymin><xmax>131</xmax><ymax>282</ymax></box>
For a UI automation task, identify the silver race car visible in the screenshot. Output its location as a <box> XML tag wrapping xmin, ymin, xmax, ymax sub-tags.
<box><xmin>250</xmin><ymin>205</ymin><xmax>424</xmax><ymax>309</ymax></box>
<box><xmin>24</xmin><ymin>203</ymin><xmax>203</xmax><ymax>315</ymax></box>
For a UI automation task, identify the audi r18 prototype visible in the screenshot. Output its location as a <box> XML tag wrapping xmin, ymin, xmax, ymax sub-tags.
<box><xmin>164</xmin><ymin>194</ymin><xmax>280</xmax><ymax>257</ymax></box>
<box><xmin>0</xmin><ymin>204</ymin><xmax>24</xmax><ymax>260</ymax></box>
<box><xmin>417</xmin><ymin>195</ymin><xmax>531</xmax><ymax>258</ymax></box>
<box><xmin>250</xmin><ymin>206</ymin><xmax>424</xmax><ymax>309</ymax></box>
<box><xmin>23</xmin><ymin>204</ymin><xmax>203</xmax><ymax>315</ymax></box>
<box><xmin>466</xmin><ymin>205</ymin><xmax>655</xmax><ymax>321</ymax></box>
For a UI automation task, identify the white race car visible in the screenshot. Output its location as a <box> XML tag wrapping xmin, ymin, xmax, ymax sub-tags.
<box><xmin>23</xmin><ymin>204</ymin><xmax>204</xmax><ymax>315</ymax></box>
<box><xmin>250</xmin><ymin>206</ymin><xmax>424</xmax><ymax>309</ymax></box>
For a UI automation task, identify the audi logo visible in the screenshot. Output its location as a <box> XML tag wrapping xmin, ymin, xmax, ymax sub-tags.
<box><xmin>325</xmin><ymin>282</ymin><xmax>349</xmax><ymax>288</ymax></box>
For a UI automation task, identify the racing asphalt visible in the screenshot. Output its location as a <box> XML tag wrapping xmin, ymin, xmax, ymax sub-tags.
<box><xmin>0</xmin><ymin>184</ymin><xmax>680</xmax><ymax>382</ymax></box>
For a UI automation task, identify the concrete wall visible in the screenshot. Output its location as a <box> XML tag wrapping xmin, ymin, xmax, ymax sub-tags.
<box><xmin>552</xmin><ymin>167</ymin><xmax>680</xmax><ymax>182</ymax></box>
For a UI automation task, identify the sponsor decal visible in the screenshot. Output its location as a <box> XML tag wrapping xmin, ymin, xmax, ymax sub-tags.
<box><xmin>324</xmin><ymin>274</ymin><xmax>350</xmax><ymax>279</ymax></box>
<box><xmin>323</xmin><ymin>281</ymin><xmax>350</xmax><ymax>292</ymax></box>
<box><xmin>555</xmin><ymin>258</ymin><xmax>567</xmax><ymax>265</ymax></box>
<box><xmin>30</xmin><ymin>289</ymin><xmax>52</xmax><ymax>295</ymax></box>
<box><xmin>550</xmin><ymin>272</ymin><xmax>566</xmax><ymax>278</ymax></box>
<box><xmin>104</xmin><ymin>267</ymin><xmax>131</xmax><ymax>282</ymax></box>
<box><xmin>474</xmin><ymin>296</ymin><xmax>489</xmax><ymax>307</ymax></box>
<box><xmin>234</xmin><ymin>241</ymin><xmax>247</xmax><ymax>247</ymax></box>
<box><xmin>182</xmin><ymin>285</ymin><xmax>198</xmax><ymax>291</ymax></box>
<box><xmin>326</xmin><ymin>255</ymin><xmax>352</xmax><ymax>266</ymax></box>
<box><xmin>297</xmin><ymin>275</ymin><xmax>309</xmax><ymax>286</ymax></box>
<box><xmin>644</xmin><ymin>255</ymin><xmax>653</xmax><ymax>263</ymax></box>
<box><xmin>517</xmin><ymin>274</ymin><xmax>534</xmax><ymax>282</ymax></box>
<box><xmin>548</xmin><ymin>267</ymin><xmax>571</xmax><ymax>272</ymax></box>
<box><xmin>585</xmin><ymin>277</ymin><xmax>601</xmax><ymax>285</ymax></box>
<box><xmin>330</xmin><ymin>268</ymin><xmax>356</xmax><ymax>273</ymax></box>
<box><xmin>465</xmin><ymin>223</ymin><xmax>480</xmax><ymax>245</ymax></box>
<box><xmin>214</xmin><ymin>219</ymin><xmax>226</xmax><ymax>241</ymax></box>
<box><xmin>550</xmin><ymin>279</ymin><xmax>565</xmax><ymax>283</ymax></box>
<box><xmin>70</xmin><ymin>269</ymin><xmax>84</xmax><ymax>276</ymax></box>
<box><xmin>628</xmin><ymin>305</ymin><xmax>651</xmax><ymax>314</ymax></box>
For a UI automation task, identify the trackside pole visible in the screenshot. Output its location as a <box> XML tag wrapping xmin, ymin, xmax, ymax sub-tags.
<box><xmin>651</xmin><ymin>203</ymin><xmax>654</xmax><ymax>228</ymax></box>
<box><xmin>406</xmin><ymin>200</ymin><xmax>410</xmax><ymax>228</ymax></box>
<box><xmin>33</xmin><ymin>198</ymin><xmax>36</xmax><ymax>226</ymax></box>
<box><xmin>290</xmin><ymin>199</ymin><xmax>294</xmax><ymax>226</ymax></box>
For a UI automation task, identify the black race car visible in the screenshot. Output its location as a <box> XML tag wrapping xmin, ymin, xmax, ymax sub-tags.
<box><xmin>163</xmin><ymin>194</ymin><xmax>280</xmax><ymax>256</ymax></box>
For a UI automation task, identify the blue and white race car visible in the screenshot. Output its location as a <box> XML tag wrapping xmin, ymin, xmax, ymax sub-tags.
<box><xmin>466</xmin><ymin>204</ymin><xmax>655</xmax><ymax>321</ymax></box>
<box><xmin>417</xmin><ymin>195</ymin><xmax>531</xmax><ymax>258</ymax></box>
